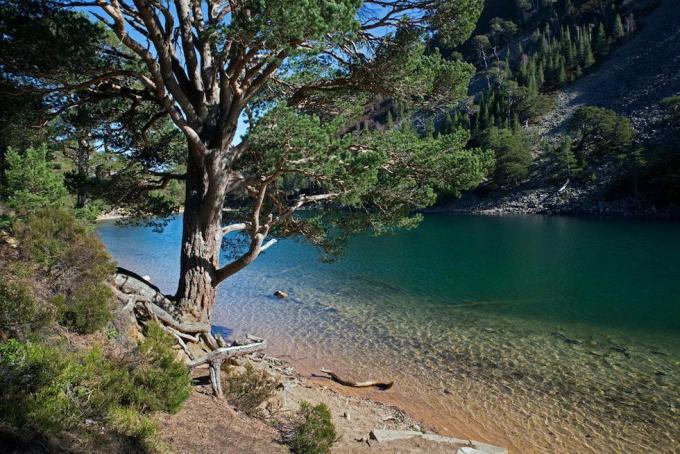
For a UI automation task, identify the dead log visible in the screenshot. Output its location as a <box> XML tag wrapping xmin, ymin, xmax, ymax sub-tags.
<box><xmin>188</xmin><ymin>338</ymin><xmax>267</xmax><ymax>368</ymax></box>
<box><xmin>189</xmin><ymin>337</ymin><xmax>267</xmax><ymax>398</ymax></box>
<box><xmin>319</xmin><ymin>368</ymin><xmax>394</xmax><ymax>390</ymax></box>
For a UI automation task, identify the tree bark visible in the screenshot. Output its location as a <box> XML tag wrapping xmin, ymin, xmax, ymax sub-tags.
<box><xmin>174</xmin><ymin>145</ymin><xmax>229</xmax><ymax>322</ymax></box>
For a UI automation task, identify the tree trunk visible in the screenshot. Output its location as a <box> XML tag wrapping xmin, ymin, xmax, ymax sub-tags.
<box><xmin>174</xmin><ymin>147</ymin><xmax>229</xmax><ymax>322</ymax></box>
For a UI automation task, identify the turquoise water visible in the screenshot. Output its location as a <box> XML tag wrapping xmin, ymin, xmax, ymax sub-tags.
<box><xmin>98</xmin><ymin>214</ymin><xmax>680</xmax><ymax>453</ymax></box>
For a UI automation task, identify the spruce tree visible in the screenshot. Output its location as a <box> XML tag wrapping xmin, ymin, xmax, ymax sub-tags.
<box><xmin>593</xmin><ymin>23</ymin><xmax>609</xmax><ymax>57</ymax></box>
<box><xmin>613</xmin><ymin>15</ymin><xmax>625</xmax><ymax>41</ymax></box>
<box><xmin>558</xmin><ymin>58</ymin><xmax>568</xmax><ymax>85</ymax></box>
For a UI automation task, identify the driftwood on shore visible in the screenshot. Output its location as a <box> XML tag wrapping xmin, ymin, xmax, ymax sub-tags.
<box><xmin>113</xmin><ymin>268</ymin><xmax>267</xmax><ymax>398</ymax></box>
<box><xmin>319</xmin><ymin>368</ymin><xmax>394</xmax><ymax>390</ymax></box>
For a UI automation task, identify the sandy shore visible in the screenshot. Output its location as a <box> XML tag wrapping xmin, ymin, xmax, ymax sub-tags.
<box><xmin>156</xmin><ymin>353</ymin><xmax>508</xmax><ymax>454</ymax></box>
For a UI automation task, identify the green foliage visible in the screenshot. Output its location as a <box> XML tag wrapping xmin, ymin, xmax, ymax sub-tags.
<box><xmin>0</xmin><ymin>339</ymin><xmax>90</xmax><ymax>433</ymax></box>
<box><xmin>222</xmin><ymin>363</ymin><xmax>278</xmax><ymax>417</ymax></box>
<box><xmin>593</xmin><ymin>23</ymin><xmax>609</xmax><ymax>57</ymax></box>
<box><xmin>0</xmin><ymin>278</ymin><xmax>54</xmax><ymax>340</ymax></box>
<box><xmin>289</xmin><ymin>402</ymin><xmax>337</xmax><ymax>454</ymax></box>
<box><xmin>133</xmin><ymin>323</ymin><xmax>191</xmax><ymax>413</ymax></box>
<box><xmin>54</xmin><ymin>283</ymin><xmax>113</xmax><ymax>335</ymax></box>
<box><xmin>2</xmin><ymin>145</ymin><xmax>69</xmax><ymax>214</ymax></box>
<box><xmin>569</xmin><ymin>107</ymin><xmax>634</xmax><ymax>166</ymax></box>
<box><xmin>660</xmin><ymin>96</ymin><xmax>680</xmax><ymax>134</ymax></box>
<box><xmin>242</xmin><ymin>105</ymin><xmax>491</xmax><ymax>248</ymax></box>
<box><xmin>552</xmin><ymin>137</ymin><xmax>579</xmax><ymax>181</ymax></box>
<box><xmin>607</xmin><ymin>147</ymin><xmax>680</xmax><ymax>206</ymax></box>
<box><xmin>0</xmin><ymin>331</ymin><xmax>189</xmax><ymax>451</ymax></box>
<box><xmin>108</xmin><ymin>407</ymin><xmax>166</xmax><ymax>453</ymax></box>
<box><xmin>14</xmin><ymin>208</ymin><xmax>116</xmax><ymax>334</ymax></box>
<box><xmin>484</xmin><ymin>127</ymin><xmax>533</xmax><ymax>188</ymax></box>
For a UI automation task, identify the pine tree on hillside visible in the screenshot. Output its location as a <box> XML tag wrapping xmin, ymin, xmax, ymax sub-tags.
<box><xmin>613</xmin><ymin>14</ymin><xmax>625</xmax><ymax>41</ymax></box>
<box><xmin>593</xmin><ymin>23</ymin><xmax>609</xmax><ymax>57</ymax></box>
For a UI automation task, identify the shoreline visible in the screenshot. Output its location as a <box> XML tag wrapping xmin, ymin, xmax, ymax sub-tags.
<box><xmin>157</xmin><ymin>350</ymin><xmax>510</xmax><ymax>454</ymax></box>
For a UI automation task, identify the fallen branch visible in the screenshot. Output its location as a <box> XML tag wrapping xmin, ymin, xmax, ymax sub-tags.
<box><xmin>188</xmin><ymin>338</ymin><xmax>267</xmax><ymax>368</ymax></box>
<box><xmin>188</xmin><ymin>336</ymin><xmax>267</xmax><ymax>398</ymax></box>
<box><xmin>319</xmin><ymin>368</ymin><xmax>394</xmax><ymax>390</ymax></box>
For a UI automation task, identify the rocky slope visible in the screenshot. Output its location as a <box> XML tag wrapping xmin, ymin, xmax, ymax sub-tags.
<box><xmin>447</xmin><ymin>0</ymin><xmax>680</xmax><ymax>217</ymax></box>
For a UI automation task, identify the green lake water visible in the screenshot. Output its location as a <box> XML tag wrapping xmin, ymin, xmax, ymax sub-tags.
<box><xmin>98</xmin><ymin>214</ymin><xmax>680</xmax><ymax>453</ymax></box>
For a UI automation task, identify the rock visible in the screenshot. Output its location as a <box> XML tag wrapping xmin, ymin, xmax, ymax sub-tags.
<box><xmin>343</xmin><ymin>411</ymin><xmax>350</xmax><ymax>421</ymax></box>
<box><xmin>273</xmin><ymin>290</ymin><xmax>288</xmax><ymax>299</ymax></box>
<box><xmin>369</xmin><ymin>429</ymin><xmax>507</xmax><ymax>454</ymax></box>
<box><xmin>142</xmin><ymin>275</ymin><xmax>152</xmax><ymax>282</ymax></box>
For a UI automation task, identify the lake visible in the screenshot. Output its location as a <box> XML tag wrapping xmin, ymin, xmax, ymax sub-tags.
<box><xmin>98</xmin><ymin>214</ymin><xmax>680</xmax><ymax>453</ymax></box>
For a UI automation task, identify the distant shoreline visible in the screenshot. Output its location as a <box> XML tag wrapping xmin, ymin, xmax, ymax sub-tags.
<box><xmin>96</xmin><ymin>208</ymin><xmax>184</xmax><ymax>222</ymax></box>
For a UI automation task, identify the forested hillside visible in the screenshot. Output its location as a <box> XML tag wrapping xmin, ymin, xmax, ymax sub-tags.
<box><xmin>438</xmin><ymin>0</ymin><xmax>680</xmax><ymax>216</ymax></box>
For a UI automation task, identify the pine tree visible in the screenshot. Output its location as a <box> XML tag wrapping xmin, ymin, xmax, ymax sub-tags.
<box><xmin>613</xmin><ymin>14</ymin><xmax>625</xmax><ymax>41</ymax></box>
<box><xmin>593</xmin><ymin>23</ymin><xmax>609</xmax><ymax>57</ymax></box>
<box><xmin>386</xmin><ymin>110</ymin><xmax>394</xmax><ymax>129</ymax></box>
<box><xmin>583</xmin><ymin>39</ymin><xmax>595</xmax><ymax>67</ymax></box>
<box><xmin>512</xmin><ymin>114</ymin><xmax>521</xmax><ymax>130</ymax></box>
<box><xmin>558</xmin><ymin>58</ymin><xmax>568</xmax><ymax>85</ymax></box>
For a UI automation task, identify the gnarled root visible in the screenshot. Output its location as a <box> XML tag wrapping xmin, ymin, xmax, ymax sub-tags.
<box><xmin>113</xmin><ymin>268</ymin><xmax>267</xmax><ymax>398</ymax></box>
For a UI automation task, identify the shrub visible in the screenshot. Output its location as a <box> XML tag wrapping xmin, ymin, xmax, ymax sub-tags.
<box><xmin>14</xmin><ymin>208</ymin><xmax>116</xmax><ymax>334</ymax></box>
<box><xmin>0</xmin><ymin>339</ymin><xmax>89</xmax><ymax>432</ymax></box>
<box><xmin>223</xmin><ymin>362</ymin><xmax>278</xmax><ymax>416</ymax></box>
<box><xmin>0</xmin><ymin>334</ymin><xmax>189</xmax><ymax>452</ymax></box>
<box><xmin>0</xmin><ymin>279</ymin><xmax>54</xmax><ymax>339</ymax></box>
<box><xmin>289</xmin><ymin>402</ymin><xmax>337</xmax><ymax>454</ymax></box>
<box><xmin>2</xmin><ymin>145</ymin><xmax>70</xmax><ymax>214</ymax></box>
<box><xmin>483</xmin><ymin>127</ymin><xmax>533</xmax><ymax>188</ymax></box>
<box><xmin>132</xmin><ymin>323</ymin><xmax>191</xmax><ymax>413</ymax></box>
<box><xmin>569</xmin><ymin>107</ymin><xmax>633</xmax><ymax>166</ymax></box>
<box><xmin>661</xmin><ymin>96</ymin><xmax>680</xmax><ymax>134</ymax></box>
<box><xmin>55</xmin><ymin>282</ymin><xmax>114</xmax><ymax>334</ymax></box>
<box><xmin>108</xmin><ymin>407</ymin><xmax>166</xmax><ymax>454</ymax></box>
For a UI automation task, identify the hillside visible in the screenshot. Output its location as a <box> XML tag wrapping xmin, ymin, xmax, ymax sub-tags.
<box><xmin>540</xmin><ymin>0</ymin><xmax>680</xmax><ymax>142</ymax></box>
<box><xmin>445</xmin><ymin>0</ymin><xmax>680</xmax><ymax>218</ymax></box>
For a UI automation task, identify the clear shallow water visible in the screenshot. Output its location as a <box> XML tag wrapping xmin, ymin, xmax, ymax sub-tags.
<box><xmin>99</xmin><ymin>214</ymin><xmax>680</xmax><ymax>453</ymax></box>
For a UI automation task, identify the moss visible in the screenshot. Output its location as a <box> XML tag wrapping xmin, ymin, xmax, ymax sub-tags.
<box><xmin>289</xmin><ymin>402</ymin><xmax>337</xmax><ymax>454</ymax></box>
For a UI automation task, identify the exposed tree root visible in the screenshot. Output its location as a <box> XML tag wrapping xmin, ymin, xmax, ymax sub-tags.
<box><xmin>113</xmin><ymin>269</ymin><xmax>267</xmax><ymax>398</ymax></box>
<box><xmin>319</xmin><ymin>368</ymin><xmax>394</xmax><ymax>390</ymax></box>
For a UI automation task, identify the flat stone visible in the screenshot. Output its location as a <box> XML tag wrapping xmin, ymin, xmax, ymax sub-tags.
<box><xmin>369</xmin><ymin>429</ymin><xmax>507</xmax><ymax>454</ymax></box>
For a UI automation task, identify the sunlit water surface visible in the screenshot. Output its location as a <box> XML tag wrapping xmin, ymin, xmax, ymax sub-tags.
<box><xmin>98</xmin><ymin>214</ymin><xmax>680</xmax><ymax>453</ymax></box>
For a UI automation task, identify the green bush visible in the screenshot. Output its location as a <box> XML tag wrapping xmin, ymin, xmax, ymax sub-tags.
<box><xmin>289</xmin><ymin>402</ymin><xmax>337</xmax><ymax>454</ymax></box>
<box><xmin>2</xmin><ymin>145</ymin><xmax>70</xmax><ymax>214</ymax></box>
<box><xmin>483</xmin><ymin>127</ymin><xmax>533</xmax><ymax>188</ymax></box>
<box><xmin>14</xmin><ymin>208</ymin><xmax>116</xmax><ymax>334</ymax></box>
<box><xmin>661</xmin><ymin>96</ymin><xmax>680</xmax><ymax>134</ymax></box>
<box><xmin>0</xmin><ymin>279</ymin><xmax>54</xmax><ymax>339</ymax></box>
<box><xmin>569</xmin><ymin>107</ymin><xmax>633</xmax><ymax>166</ymax></box>
<box><xmin>0</xmin><ymin>333</ymin><xmax>189</xmax><ymax>452</ymax></box>
<box><xmin>223</xmin><ymin>362</ymin><xmax>278</xmax><ymax>416</ymax></box>
<box><xmin>55</xmin><ymin>283</ymin><xmax>114</xmax><ymax>334</ymax></box>
<box><xmin>0</xmin><ymin>339</ymin><xmax>89</xmax><ymax>432</ymax></box>
<box><xmin>108</xmin><ymin>407</ymin><xmax>166</xmax><ymax>454</ymax></box>
<box><xmin>132</xmin><ymin>323</ymin><xmax>192</xmax><ymax>413</ymax></box>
